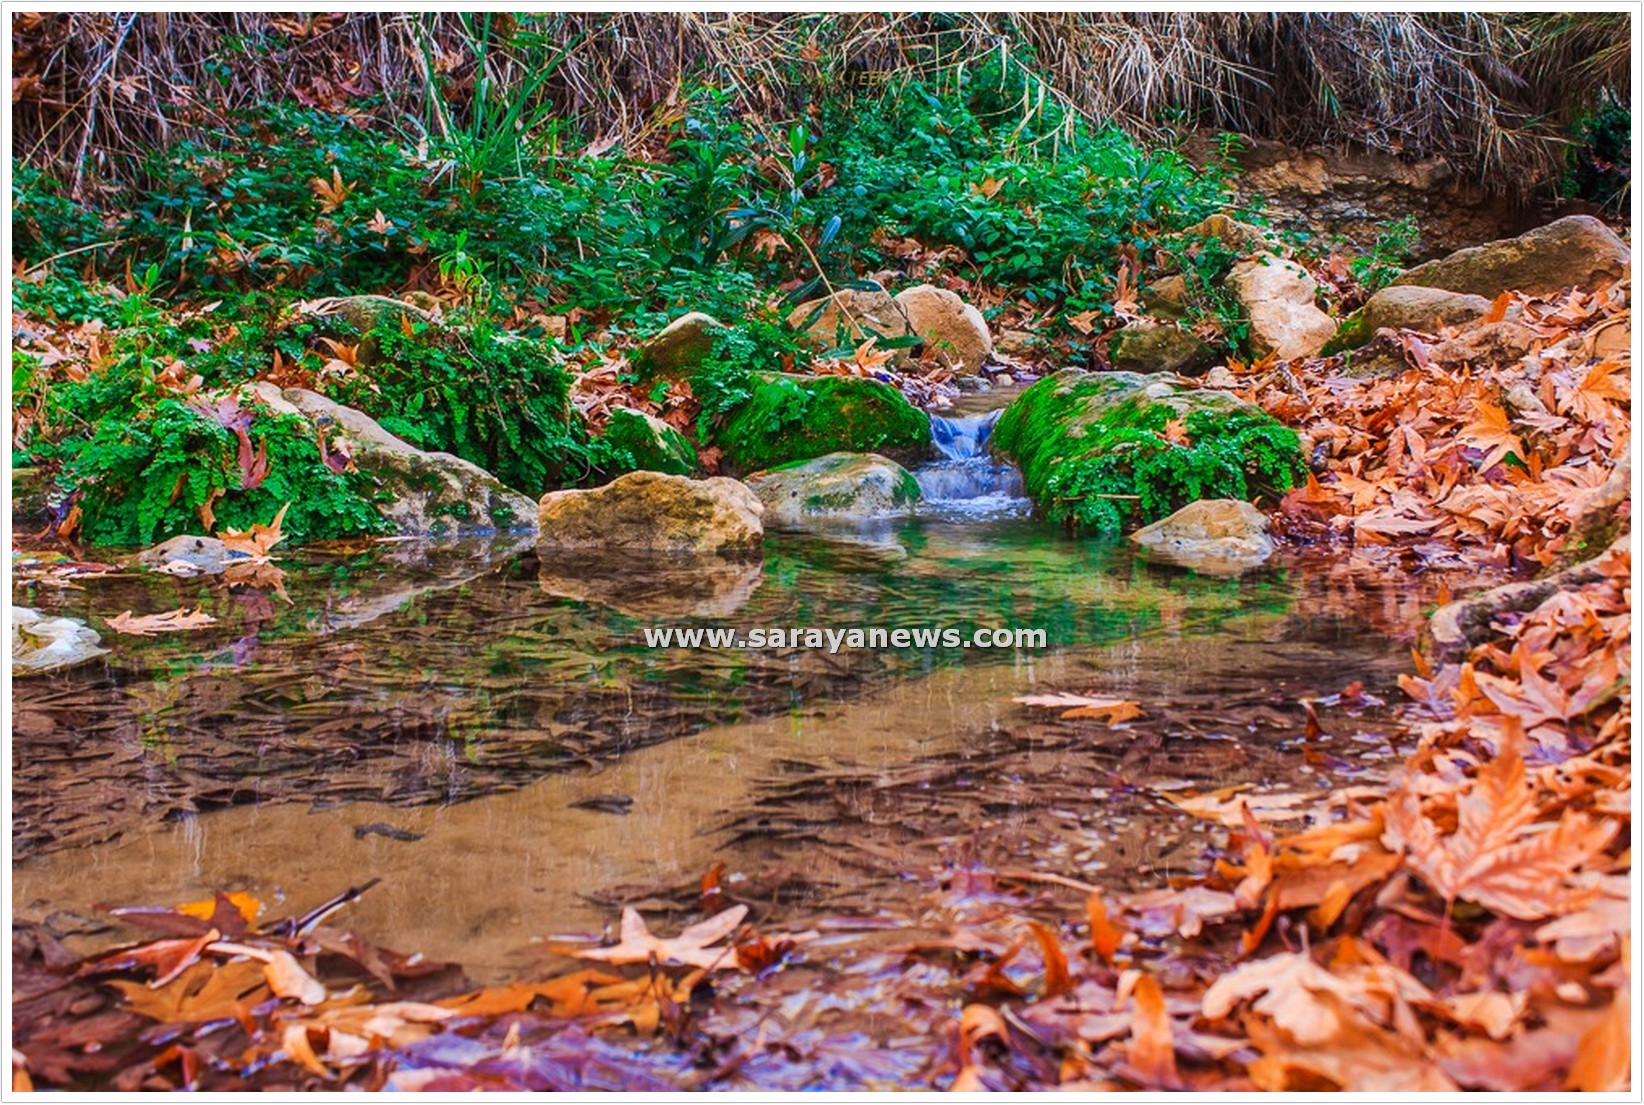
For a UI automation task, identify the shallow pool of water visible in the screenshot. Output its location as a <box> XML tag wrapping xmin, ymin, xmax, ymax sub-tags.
<box><xmin>12</xmin><ymin>517</ymin><xmax>1457</xmax><ymax>977</ymax></box>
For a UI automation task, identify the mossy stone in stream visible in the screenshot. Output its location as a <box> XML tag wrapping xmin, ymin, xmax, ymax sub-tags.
<box><xmin>598</xmin><ymin>407</ymin><xmax>698</xmax><ymax>475</ymax></box>
<box><xmin>991</xmin><ymin>369</ymin><xmax>1306</xmax><ymax>534</ymax></box>
<box><xmin>718</xmin><ymin>374</ymin><xmax>932</xmax><ymax>472</ymax></box>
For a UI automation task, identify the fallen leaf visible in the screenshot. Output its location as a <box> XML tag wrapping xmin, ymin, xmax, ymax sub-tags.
<box><xmin>104</xmin><ymin>607</ymin><xmax>218</xmax><ymax>636</ymax></box>
<box><xmin>567</xmin><ymin>905</ymin><xmax>749</xmax><ymax>971</ymax></box>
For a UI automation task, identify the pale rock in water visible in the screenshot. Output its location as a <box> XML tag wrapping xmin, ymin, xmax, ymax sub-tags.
<box><xmin>1226</xmin><ymin>252</ymin><xmax>1336</xmax><ymax>360</ymax></box>
<box><xmin>136</xmin><ymin>534</ymin><xmax>242</xmax><ymax>575</ymax></box>
<box><xmin>13</xmin><ymin>607</ymin><xmax>108</xmax><ymax>675</ymax></box>
<box><xmin>537</xmin><ymin>470</ymin><xmax>764</xmax><ymax>552</ymax></box>
<box><xmin>744</xmin><ymin>452</ymin><xmax>921</xmax><ymax>529</ymax></box>
<box><xmin>893</xmin><ymin>284</ymin><xmax>992</xmax><ymax>370</ymax></box>
<box><xmin>1129</xmin><ymin>499</ymin><xmax>1275</xmax><ymax>576</ymax></box>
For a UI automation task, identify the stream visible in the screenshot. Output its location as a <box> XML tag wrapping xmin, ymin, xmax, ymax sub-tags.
<box><xmin>11</xmin><ymin>416</ymin><xmax>1464</xmax><ymax>981</ymax></box>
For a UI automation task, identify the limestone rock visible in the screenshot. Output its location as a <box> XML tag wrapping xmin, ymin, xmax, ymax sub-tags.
<box><xmin>745</xmin><ymin>452</ymin><xmax>921</xmax><ymax>529</ymax></box>
<box><xmin>1130</xmin><ymin>499</ymin><xmax>1274</xmax><ymax>576</ymax></box>
<box><xmin>992</xmin><ymin>369</ymin><xmax>1304</xmax><ymax>532</ymax></box>
<box><xmin>601</xmin><ymin>407</ymin><xmax>697</xmax><ymax>475</ymax></box>
<box><xmin>14</xmin><ymin>607</ymin><xmax>108</xmax><ymax>675</ymax></box>
<box><xmin>1227</xmin><ymin>253</ymin><xmax>1336</xmax><ymax>360</ymax></box>
<box><xmin>786</xmin><ymin>287</ymin><xmax>914</xmax><ymax>352</ymax></box>
<box><xmin>637</xmin><ymin>311</ymin><xmax>725</xmax><ymax>375</ymax></box>
<box><xmin>283</xmin><ymin>388</ymin><xmax>536</xmax><ymax>536</ymax></box>
<box><xmin>1108</xmin><ymin>321</ymin><xmax>1216</xmax><ymax>376</ymax></box>
<box><xmin>1392</xmin><ymin>215</ymin><xmax>1629</xmax><ymax>299</ymax></box>
<box><xmin>1180</xmin><ymin>213</ymin><xmax>1280</xmax><ymax>256</ymax></box>
<box><xmin>994</xmin><ymin>328</ymin><xmax>1039</xmax><ymax>359</ymax></box>
<box><xmin>1330</xmin><ymin>286</ymin><xmax>1493</xmax><ymax>353</ymax></box>
<box><xmin>893</xmin><ymin>284</ymin><xmax>992</xmax><ymax>370</ymax></box>
<box><xmin>537</xmin><ymin>470</ymin><xmax>763</xmax><ymax>553</ymax></box>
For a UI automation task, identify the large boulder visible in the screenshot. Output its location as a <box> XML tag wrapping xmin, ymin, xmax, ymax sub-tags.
<box><xmin>1391</xmin><ymin>215</ymin><xmax>1629</xmax><ymax>299</ymax></box>
<box><xmin>745</xmin><ymin>452</ymin><xmax>921</xmax><ymax>529</ymax></box>
<box><xmin>282</xmin><ymin>388</ymin><xmax>535</xmax><ymax>536</ymax></box>
<box><xmin>636</xmin><ymin>311</ymin><xmax>725</xmax><ymax>376</ymax></box>
<box><xmin>1226</xmin><ymin>253</ymin><xmax>1337</xmax><ymax>360</ymax></box>
<box><xmin>1130</xmin><ymin>499</ymin><xmax>1275</xmax><ymax>576</ymax></box>
<box><xmin>991</xmin><ymin>369</ymin><xmax>1306</xmax><ymax>534</ymax></box>
<box><xmin>600</xmin><ymin>407</ymin><xmax>697</xmax><ymax>475</ymax></box>
<box><xmin>786</xmin><ymin>288</ymin><xmax>914</xmax><ymax>352</ymax></box>
<box><xmin>718</xmin><ymin>374</ymin><xmax>932</xmax><ymax>472</ymax></box>
<box><xmin>893</xmin><ymin>285</ymin><xmax>992</xmax><ymax>370</ymax></box>
<box><xmin>536</xmin><ymin>471</ymin><xmax>763</xmax><ymax>553</ymax></box>
<box><xmin>1109</xmin><ymin>321</ymin><xmax>1217</xmax><ymax>376</ymax></box>
<box><xmin>1326</xmin><ymin>285</ymin><xmax>1493</xmax><ymax>352</ymax></box>
<box><xmin>14</xmin><ymin>608</ymin><xmax>107</xmax><ymax>675</ymax></box>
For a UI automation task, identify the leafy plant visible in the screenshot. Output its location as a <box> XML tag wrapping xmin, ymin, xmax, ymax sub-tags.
<box><xmin>1349</xmin><ymin>215</ymin><xmax>1420</xmax><ymax>293</ymax></box>
<box><xmin>342</xmin><ymin>320</ymin><xmax>583</xmax><ymax>496</ymax></box>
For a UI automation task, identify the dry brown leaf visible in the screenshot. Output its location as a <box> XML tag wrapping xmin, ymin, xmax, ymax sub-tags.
<box><xmin>568</xmin><ymin>905</ymin><xmax>748</xmax><ymax>971</ymax></box>
<box><xmin>1012</xmin><ymin>693</ymin><xmax>1142</xmax><ymax>725</ymax></box>
<box><xmin>105</xmin><ymin>607</ymin><xmax>218</xmax><ymax>636</ymax></box>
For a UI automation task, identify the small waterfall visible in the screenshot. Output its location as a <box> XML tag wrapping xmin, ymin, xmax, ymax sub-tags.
<box><xmin>915</xmin><ymin>410</ymin><xmax>1030</xmax><ymax>519</ymax></box>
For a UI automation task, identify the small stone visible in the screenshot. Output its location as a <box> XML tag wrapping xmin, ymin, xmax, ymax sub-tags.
<box><xmin>601</xmin><ymin>407</ymin><xmax>697</xmax><ymax>475</ymax></box>
<box><xmin>1179</xmin><ymin>213</ymin><xmax>1280</xmax><ymax>256</ymax></box>
<box><xmin>1130</xmin><ymin>499</ymin><xmax>1274</xmax><ymax>576</ymax></box>
<box><xmin>537</xmin><ymin>471</ymin><xmax>764</xmax><ymax>553</ymax></box>
<box><xmin>136</xmin><ymin>535</ymin><xmax>237</xmax><ymax>575</ymax></box>
<box><xmin>282</xmin><ymin>388</ymin><xmax>535</xmax><ymax>535</ymax></box>
<box><xmin>1108</xmin><ymin>320</ymin><xmax>1216</xmax><ymax>376</ymax></box>
<box><xmin>787</xmin><ymin>287</ymin><xmax>914</xmax><ymax>353</ymax></box>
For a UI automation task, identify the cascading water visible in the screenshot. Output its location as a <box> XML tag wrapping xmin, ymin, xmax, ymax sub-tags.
<box><xmin>914</xmin><ymin>409</ymin><xmax>1031</xmax><ymax>519</ymax></box>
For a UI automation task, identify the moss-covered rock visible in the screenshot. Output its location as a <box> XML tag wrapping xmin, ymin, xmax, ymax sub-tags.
<box><xmin>718</xmin><ymin>374</ymin><xmax>932</xmax><ymax>472</ymax></box>
<box><xmin>991</xmin><ymin>369</ymin><xmax>1306</xmax><ymax>534</ymax></box>
<box><xmin>599</xmin><ymin>407</ymin><xmax>697</xmax><ymax>475</ymax></box>
<box><xmin>745</xmin><ymin>451</ymin><xmax>921</xmax><ymax>529</ymax></box>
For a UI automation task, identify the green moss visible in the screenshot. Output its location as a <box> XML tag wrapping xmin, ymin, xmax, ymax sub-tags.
<box><xmin>992</xmin><ymin>369</ymin><xmax>1307</xmax><ymax>534</ymax></box>
<box><xmin>718</xmin><ymin>375</ymin><xmax>931</xmax><ymax>472</ymax></box>
<box><xmin>1320</xmin><ymin>310</ymin><xmax>1372</xmax><ymax>355</ymax></box>
<box><xmin>595</xmin><ymin>408</ymin><xmax>698</xmax><ymax>476</ymax></box>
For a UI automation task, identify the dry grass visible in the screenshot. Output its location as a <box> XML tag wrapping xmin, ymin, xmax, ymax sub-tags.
<box><xmin>10</xmin><ymin>12</ymin><xmax>1630</xmax><ymax>197</ymax></box>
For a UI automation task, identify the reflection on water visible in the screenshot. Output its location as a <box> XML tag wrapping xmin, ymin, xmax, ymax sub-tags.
<box><xmin>11</xmin><ymin>517</ymin><xmax>1447</xmax><ymax>976</ymax></box>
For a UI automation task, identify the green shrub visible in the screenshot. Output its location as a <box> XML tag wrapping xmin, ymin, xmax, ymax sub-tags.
<box><xmin>339</xmin><ymin>321</ymin><xmax>582</xmax><ymax>496</ymax></box>
<box><xmin>35</xmin><ymin>376</ymin><xmax>386</xmax><ymax>547</ymax></box>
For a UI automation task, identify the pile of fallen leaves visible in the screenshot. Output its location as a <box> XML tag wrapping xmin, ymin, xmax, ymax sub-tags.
<box><xmin>12</xmin><ymin>880</ymin><xmax>812</xmax><ymax>1092</ymax></box>
<box><xmin>934</xmin><ymin>538</ymin><xmax>1630</xmax><ymax>1092</ymax></box>
<box><xmin>1233</xmin><ymin>280</ymin><xmax>1629</xmax><ymax>570</ymax></box>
